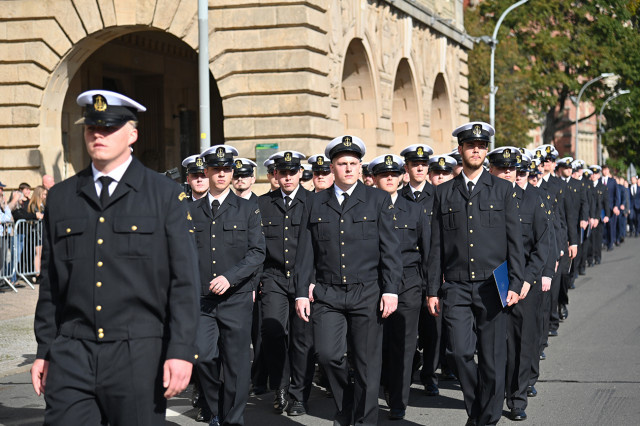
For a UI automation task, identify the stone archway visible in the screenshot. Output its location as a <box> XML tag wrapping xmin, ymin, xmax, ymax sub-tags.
<box><xmin>57</xmin><ymin>30</ymin><xmax>223</xmax><ymax>176</ymax></box>
<box><xmin>391</xmin><ymin>59</ymin><xmax>419</xmax><ymax>153</ymax></box>
<box><xmin>339</xmin><ymin>38</ymin><xmax>378</xmax><ymax>152</ymax></box>
<box><xmin>430</xmin><ymin>73</ymin><xmax>453</xmax><ymax>154</ymax></box>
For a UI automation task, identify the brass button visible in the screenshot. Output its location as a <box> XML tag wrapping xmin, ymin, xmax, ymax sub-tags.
<box><xmin>490</xmin><ymin>205</ymin><xmax>494</xmax><ymax>209</ymax></box>
<box><xmin>285</xmin><ymin>238</ymin><xmax>288</xmax><ymax>241</ymax></box>
<box><xmin>233</xmin><ymin>225</ymin><xmax>237</xmax><ymax>229</ymax></box>
<box><xmin>98</xmin><ymin>333</ymin><xmax>104</xmax><ymax>339</ymax></box>
<box><xmin>285</xmin><ymin>215</ymin><xmax>289</xmax><ymax>219</ymax></box>
<box><xmin>99</xmin><ymin>217</ymin><xmax>105</xmax><ymax>223</ymax></box>
<box><xmin>285</xmin><ymin>249</ymin><xmax>288</xmax><ymax>253</ymax></box>
<box><xmin>96</xmin><ymin>305</ymin><xmax>102</xmax><ymax>311</ymax></box>
<box><xmin>342</xmin><ymin>265</ymin><xmax>345</xmax><ymax>268</ymax></box>
<box><xmin>449</xmin><ymin>208</ymin><xmax>452</xmax><ymax>212</ymax></box>
<box><xmin>469</xmin><ymin>230</ymin><xmax>473</xmax><ymax>233</ymax></box>
<box><xmin>341</xmin><ymin>242</ymin><xmax>344</xmax><ymax>245</ymax></box>
<box><xmin>194</xmin><ymin>354</ymin><xmax>199</xmax><ymax>360</ymax></box>
<box><xmin>212</xmin><ymin>235</ymin><xmax>215</xmax><ymax>238</ymax></box>
<box><xmin>131</xmin><ymin>225</ymin><xmax>138</xmax><ymax>231</ymax></box>
<box><xmin>340</xmin><ymin>230</ymin><xmax>344</xmax><ymax>234</ymax></box>
<box><xmin>97</xmin><ymin>261</ymin><xmax>103</xmax><ymax>267</ymax></box>
<box><xmin>341</xmin><ymin>219</ymin><xmax>344</xmax><ymax>223</ymax></box>
<box><xmin>471</xmin><ymin>258</ymin><xmax>474</xmax><ymax>262</ymax></box>
<box><xmin>212</xmin><ymin>261</ymin><xmax>216</xmax><ymax>264</ymax></box>
<box><xmin>213</xmin><ymin>221</ymin><xmax>216</xmax><ymax>225</ymax></box>
<box><xmin>97</xmin><ymin>239</ymin><xmax>103</xmax><ymax>245</ymax></box>
<box><xmin>469</xmin><ymin>202</ymin><xmax>472</xmax><ymax>206</ymax></box>
<box><xmin>96</xmin><ymin>281</ymin><xmax>102</xmax><ymax>287</ymax></box>
<box><xmin>469</xmin><ymin>216</ymin><xmax>472</xmax><ymax>219</ymax></box>
<box><xmin>341</xmin><ymin>253</ymin><xmax>345</xmax><ymax>257</ymax></box>
<box><xmin>66</xmin><ymin>228</ymin><xmax>71</xmax><ymax>233</ymax></box>
<box><xmin>212</xmin><ymin>248</ymin><xmax>215</xmax><ymax>251</ymax></box>
<box><xmin>98</xmin><ymin>328</ymin><xmax>104</xmax><ymax>333</ymax></box>
<box><xmin>363</xmin><ymin>217</ymin><xmax>367</xmax><ymax>220</ymax></box>
<box><xmin>470</xmin><ymin>244</ymin><xmax>474</xmax><ymax>247</ymax></box>
<box><xmin>318</xmin><ymin>218</ymin><xmax>322</xmax><ymax>221</ymax></box>
<box><xmin>285</xmin><ymin>227</ymin><xmax>288</xmax><ymax>230</ymax></box>
<box><xmin>286</xmin><ymin>260</ymin><xmax>289</xmax><ymax>264</ymax></box>
<box><xmin>213</xmin><ymin>273</ymin><xmax>217</xmax><ymax>277</ymax></box>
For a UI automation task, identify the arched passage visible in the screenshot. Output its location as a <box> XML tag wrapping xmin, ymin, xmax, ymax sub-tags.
<box><xmin>391</xmin><ymin>59</ymin><xmax>419</xmax><ymax>153</ymax></box>
<box><xmin>430</xmin><ymin>73</ymin><xmax>453</xmax><ymax>154</ymax></box>
<box><xmin>339</xmin><ymin>39</ymin><xmax>377</xmax><ymax>149</ymax></box>
<box><xmin>54</xmin><ymin>30</ymin><xmax>223</xmax><ymax>177</ymax></box>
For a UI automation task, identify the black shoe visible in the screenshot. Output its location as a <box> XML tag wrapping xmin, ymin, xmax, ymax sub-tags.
<box><xmin>540</xmin><ymin>351</ymin><xmax>546</xmax><ymax>360</ymax></box>
<box><xmin>424</xmin><ymin>384</ymin><xmax>439</xmax><ymax>396</ymax></box>
<box><xmin>195</xmin><ymin>407</ymin><xmax>212</xmax><ymax>422</ymax></box>
<box><xmin>273</xmin><ymin>388</ymin><xmax>289</xmax><ymax>413</ymax></box>
<box><xmin>389</xmin><ymin>408</ymin><xmax>406</xmax><ymax>420</ymax></box>
<box><xmin>569</xmin><ymin>281</ymin><xmax>576</xmax><ymax>289</ymax></box>
<box><xmin>191</xmin><ymin>387</ymin><xmax>200</xmax><ymax>407</ymax></box>
<box><xmin>465</xmin><ymin>418</ymin><xmax>477</xmax><ymax>426</ymax></box>
<box><xmin>578</xmin><ymin>268</ymin><xmax>586</xmax><ymax>276</ymax></box>
<box><xmin>548</xmin><ymin>330</ymin><xmax>558</xmax><ymax>337</ymax></box>
<box><xmin>208</xmin><ymin>415</ymin><xmax>220</xmax><ymax>426</ymax></box>
<box><xmin>440</xmin><ymin>369</ymin><xmax>458</xmax><ymax>381</ymax></box>
<box><xmin>335</xmin><ymin>410</ymin><xmax>351</xmax><ymax>426</ymax></box>
<box><xmin>595</xmin><ymin>259</ymin><xmax>601</xmax><ymax>264</ymax></box>
<box><xmin>383</xmin><ymin>388</ymin><xmax>390</xmax><ymax>407</ymax></box>
<box><xmin>287</xmin><ymin>400</ymin><xmax>306</xmax><ymax>416</ymax></box>
<box><xmin>509</xmin><ymin>407</ymin><xmax>527</xmax><ymax>421</ymax></box>
<box><xmin>249</xmin><ymin>384</ymin><xmax>268</xmax><ymax>396</ymax></box>
<box><xmin>325</xmin><ymin>390</ymin><xmax>333</xmax><ymax>398</ymax></box>
<box><xmin>561</xmin><ymin>305</ymin><xmax>568</xmax><ymax>319</ymax></box>
<box><xmin>527</xmin><ymin>385</ymin><xmax>537</xmax><ymax>397</ymax></box>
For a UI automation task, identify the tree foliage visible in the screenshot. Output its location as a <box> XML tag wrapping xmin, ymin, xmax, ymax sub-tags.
<box><xmin>465</xmin><ymin>0</ymin><xmax>640</xmax><ymax>166</ymax></box>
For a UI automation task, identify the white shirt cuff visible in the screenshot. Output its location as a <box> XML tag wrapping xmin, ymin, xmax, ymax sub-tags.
<box><xmin>382</xmin><ymin>293</ymin><xmax>398</xmax><ymax>298</ymax></box>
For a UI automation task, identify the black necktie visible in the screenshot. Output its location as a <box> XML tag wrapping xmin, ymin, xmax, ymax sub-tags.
<box><xmin>284</xmin><ymin>196</ymin><xmax>292</xmax><ymax>210</ymax></box>
<box><xmin>414</xmin><ymin>191</ymin><xmax>421</xmax><ymax>200</ymax></box>
<box><xmin>342</xmin><ymin>192</ymin><xmax>349</xmax><ymax>210</ymax></box>
<box><xmin>467</xmin><ymin>181</ymin><xmax>474</xmax><ymax>196</ymax></box>
<box><xmin>211</xmin><ymin>199</ymin><xmax>220</xmax><ymax>216</ymax></box>
<box><xmin>99</xmin><ymin>176</ymin><xmax>114</xmax><ymax>208</ymax></box>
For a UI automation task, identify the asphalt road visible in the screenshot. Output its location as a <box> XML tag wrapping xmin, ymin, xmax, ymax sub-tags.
<box><xmin>1</xmin><ymin>236</ymin><xmax>639</xmax><ymax>425</ymax></box>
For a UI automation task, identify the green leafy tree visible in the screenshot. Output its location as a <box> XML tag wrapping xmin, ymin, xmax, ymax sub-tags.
<box><xmin>465</xmin><ymin>0</ymin><xmax>640</xmax><ymax>165</ymax></box>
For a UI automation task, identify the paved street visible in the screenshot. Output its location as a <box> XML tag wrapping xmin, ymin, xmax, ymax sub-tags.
<box><xmin>1</xmin><ymin>236</ymin><xmax>639</xmax><ymax>425</ymax></box>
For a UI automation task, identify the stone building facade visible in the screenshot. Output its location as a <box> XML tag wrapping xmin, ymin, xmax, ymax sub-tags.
<box><xmin>0</xmin><ymin>0</ymin><xmax>471</xmax><ymax>188</ymax></box>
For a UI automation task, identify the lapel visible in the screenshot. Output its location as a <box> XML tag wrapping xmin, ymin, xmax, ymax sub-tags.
<box><xmin>324</xmin><ymin>184</ymin><xmax>343</xmax><ymax>215</ymax></box>
<box><xmin>453</xmin><ymin>173</ymin><xmax>469</xmax><ymax>200</ymax></box>
<box><xmin>216</xmin><ymin>190</ymin><xmax>237</xmax><ymax>219</ymax></box>
<box><xmin>198</xmin><ymin>196</ymin><xmax>213</xmax><ymax>220</ymax></box>
<box><xmin>76</xmin><ymin>166</ymin><xmax>101</xmax><ymax>209</ymax></box>
<box><xmin>103</xmin><ymin>157</ymin><xmax>144</xmax><ymax>209</ymax></box>
<box><xmin>269</xmin><ymin>189</ymin><xmax>287</xmax><ymax>214</ymax></box>
<box><xmin>342</xmin><ymin>181</ymin><xmax>366</xmax><ymax>214</ymax></box>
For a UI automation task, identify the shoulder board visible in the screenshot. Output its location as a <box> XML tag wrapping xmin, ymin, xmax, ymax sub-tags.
<box><xmin>178</xmin><ymin>192</ymin><xmax>188</xmax><ymax>201</ymax></box>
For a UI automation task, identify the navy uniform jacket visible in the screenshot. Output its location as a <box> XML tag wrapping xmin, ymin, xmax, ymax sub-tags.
<box><xmin>564</xmin><ymin>177</ymin><xmax>588</xmax><ymax>241</ymax></box>
<box><xmin>392</xmin><ymin>195</ymin><xmax>430</xmax><ymax>293</ymax></box>
<box><xmin>258</xmin><ymin>186</ymin><xmax>312</xmax><ymax>280</ymax></box>
<box><xmin>427</xmin><ymin>170</ymin><xmax>525</xmax><ymax>297</ymax></box>
<box><xmin>516</xmin><ymin>185</ymin><xmax>551</xmax><ymax>285</ymax></box>
<box><xmin>595</xmin><ymin>181</ymin><xmax>611</xmax><ymax>217</ymax></box>
<box><xmin>191</xmin><ymin>191</ymin><xmax>265</xmax><ymax>297</ymax></box>
<box><xmin>631</xmin><ymin>184</ymin><xmax>640</xmax><ymax>210</ymax></box>
<box><xmin>603</xmin><ymin>177</ymin><xmax>621</xmax><ymax>211</ymax></box>
<box><xmin>399</xmin><ymin>181</ymin><xmax>435</xmax><ymax>218</ymax></box>
<box><xmin>295</xmin><ymin>181</ymin><xmax>402</xmax><ymax>298</ymax></box>
<box><xmin>34</xmin><ymin>157</ymin><xmax>200</xmax><ymax>362</ymax></box>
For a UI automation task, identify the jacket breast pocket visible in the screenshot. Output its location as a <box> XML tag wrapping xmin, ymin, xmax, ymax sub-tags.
<box><xmin>261</xmin><ymin>217</ymin><xmax>282</xmax><ymax>239</ymax></box>
<box><xmin>310</xmin><ymin>216</ymin><xmax>331</xmax><ymax>241</ymax></box>
<box><xmin>353</xmin><ymin>215</ymin><xmax>377</xmax><ymax>239</ymax></box>
<box><xmin>55</xmin><ymin>219</ymin><xmax>88</xmax><ymax>260</ymax></box>
<box><xmin>193</xmin><ymin>222</ymin><xmax>207</xmax><ymax>248</ymax></box>
<box><xmin>113</xmin><ymin>217</ymin><xmax>156</xmax><ymax>258</ymax></box>
<box><xmin>479</xmin><ymin>200</ymin><xmax>504</xmax><ymax>227</ymax></box>
<box><xmin>441</xmin><ymin>203</ymin><xmax>463</xmax><ymax>230</ymax></box>
<box><xmin>223</xmin><ymin>221</ymin><xmax>247</xmax><ymax>246</ymax></box>
<box><xmin>394</xmin><ymin>221</ymin><xmax>416</xmax><ymax>242</ymax></box>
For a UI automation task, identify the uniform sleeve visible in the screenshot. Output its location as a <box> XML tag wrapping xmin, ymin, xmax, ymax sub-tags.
<box><xmin>378</xmin><ymin>193</ymin><xmax>402</xmax><ymax>294</ymax></box>
<box><xmin>427</xmin><ymin>188</ymin><xmax>443</xmax><ymax>297</ymax></box>
<box><xmin>418</xmin><ymin>207</ymin><xmax>431</xmax><ymax>294</ymax></box>
<box><xmin>294</xmin><ymin>199</ymin><xmax>314</xmax><ymax>298</ymax></box>
<box><xmin>564</xmin><ymin>188</ymin><xmax>579</xmax><ymax>245</ymax></box>
<box><xmin>34</xmin><ymin>205</ymin><xmax>58</xmax><ymax>359</ymax></box>
<box><xmin>223</xmin><ymin>207</ymin><xmax>266</xmax><ymax>286</ymax></box>
<box><xmin>164</xmin><ymin>187</ymin><xmax>201</xmax><ymax>362</ymax></box>
<box><xmin>505</xmin><ymin>186</ymin><xmax>525</xmax><ymax>293</ymax></box>
<box><xmin>524</xmin><ymin>195</ymin><xmax>550</xmax><ymax>285</ymax></box>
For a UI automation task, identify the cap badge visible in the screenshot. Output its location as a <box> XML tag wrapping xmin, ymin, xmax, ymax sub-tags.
<box><xmin>317</xmin><ymin>156</ymin><xmax>324</xmax><ymax>166</ymax></box>
<box><xmin>565</xmin><ymin>159</ymin><xmax>570</xmax><ymax>165</ymax></box>
<box><xmin>536</xmin><ymin>150</ymin><xmax>542</xmax><ymax>158</ymax></box>
<box><xmin>516</xmin><ymin>155</ymin><xmax>522</xmax><ymax>164</ymax></box>
<box><xmin>235</xmin><ymin>160</ymin><xmax>242</xmax><ymax>168</ymax></box>
<box><xmin>472</xmin><ymin>124</ymin><xmax>482</xmax><ymax>137</ymax></box>
<box><xmin>385</xmin><ymin>155</ymin><xmax>393</xmax><ymax>166</ymax></box>
<box><xmin>439</xmin><ymin>157</ymin><xmax>445</xmax><ymax>167</ymax></box>
<box><xmin>546</xmin><ymin>146</ymin><xmax>552</xmax><ymax>153</ymax></box>
<box><xmin>284</xmin><ymin>152</ymin><xmax>292</xmax><ymax>162</ymax></box>
<box><xmin>195</xmin><ymin>157</ymin><xmax>204</xmax><ymax>167</ymax></box>
<box><xmin>94</xmin><ymin>95</ymin><xmax>107</xmax><ymax>112</ymax></box>
<box><xmin>417</xmin><ymin>146</ymin><xmax>424</xmax><ymax>156</ymax></box>
<box><xmin>342</xmin><ymin>136</ymin><xmax>352</xmax><ymax>146</ymax></box>
<box><xmin>503</xmin><ymin>149</ymin><xmax>511</xmax><ymax>159</ymax></box>
<box><xmin>216</xmin><ymin>147</ymin><xmax>225</xmax><ymax>158</ymax></box>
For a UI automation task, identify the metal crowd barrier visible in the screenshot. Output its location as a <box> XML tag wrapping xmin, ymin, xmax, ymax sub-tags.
<box><xmin>1</xmin><ymin>219</ymin><xmax>41</xmax><ymax>293</ymax></box>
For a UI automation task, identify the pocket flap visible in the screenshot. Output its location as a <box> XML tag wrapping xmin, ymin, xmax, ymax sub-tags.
<box><xmin>56</xmin><ymin>218</ymin><xmax>87</xmax><ymax>237</ymax></box>
<box><xmin>223</xmin><ymin>221</ymin><xmax>247</xmax><ymax>231</ymax></box>
<box><xmin>479</xmin><ymin>200</ymin><xmax>504</xmax><ymax>211</ymax></box>
<box><xmin>262</xmin><ymin>217</ymin><xmax>283</xmax><ymax>227</ymax></box>
<box><xmin>113</xmin><ymin>217</ymin><xmax>156</xmax><ymax>233</ymax></box>
<box><xmin>310</xmin><ymin>216</ymin><xmax>330</xmax><ymax>224</ymax></box>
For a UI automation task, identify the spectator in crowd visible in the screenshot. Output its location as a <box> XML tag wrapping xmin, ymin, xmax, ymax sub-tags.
<box><xmin>0</xmin><ymin>181</ymin><xmax>15</xmax><ymax>286</ymax></box>
<box><xmin>27</xmin><ymin>186</ymin><xmax>47</xmax><ymax>282</ymax></box>
<box><xmin>42</xmin><ymin>175</ymin><xmax>55</xmax><ymax>190</ymax></box>
<box><xmin>10</xmin><ymin>183</ymin><xmax>34</xmax><ymax>285</ymax></box>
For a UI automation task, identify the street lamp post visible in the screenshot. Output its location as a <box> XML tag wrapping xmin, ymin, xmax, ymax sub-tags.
<box><xmin>488</xmin><ymin>0</ymin><xmax>529</xmax><ymax>151</ymax></box>
<box><xmin>574</xmin><ymin>72</ymin><xmax>615</xmax><ymax>159</ymax></box>
<box><xmin>597</xmin><ymin>89</ymin><xmax>630</xmax><ymax>165</ymax></box>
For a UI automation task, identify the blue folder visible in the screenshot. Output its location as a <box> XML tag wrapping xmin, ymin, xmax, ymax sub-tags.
<box><xmin>492</xmin><ymin>261</ymin><xmax>509</xmax><ymax>308</ymax></box>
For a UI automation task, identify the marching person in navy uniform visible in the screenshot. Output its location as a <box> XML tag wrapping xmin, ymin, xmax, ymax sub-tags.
<box><xmin>258</xmin><ymin>150</ymin><xmax>315</xmax><ymax>416</ymax></box>
<box><xmin>428</xmin><ymin>155</ymin><xmax>457</xmax><ymax>186</ymax></box>
<box><xmin>183</xmin><ymin>154</ymin><xmax>209</xmax><ymax>201</ymax></box>
<box><xmin>308</xmin><ymin>154</ymin><xmax>334</xmax><ymax>192</ymax></box>
<box><xmin>488</xmin><ymin>148</ymin><xmax>550</xmax><ymax>422</ymax></box>
<box><xmin>372</xmin><ymin>154</ymin><xmax>430</xmax><ymax>420</ymax></box>
<box><xmin>630</xmin><ymin>176</ymin><xmax>640</xmax><ymax>237</ymax></box>
<box><xmin>295</xmin><ymin>135</ymin><xmax>402</xmax><ymax>426</ymax></box>
<box><xmin>232</xmin><ymin>158</ymin><xmax>259</xmax><ymax>203</ymax></box>
<box><xmin>32</xmin><ymin>90</ymin><xmax>200</xmax><ymax>425</ymax></box>
<box><xmin>264</xmin><ymin>159</ymin><xmax>280</xmax><ymax>193</ymax></box>
<box><xmin>427</xmin><ymin>122</ymin><xmax>525</xmax><ymax>426</ymax></box>
<box><xmin>586</xmin><ymin>165</ymin><xmax>610</xmax><ymax>265</ymax></box>
<box><xmin>192</xmin><ymin>144</ymin><xmax>265</xmax><ymax>426</ymax></box>
<box><xmin>601</xmin><ymin>165</ymin><xmax>621</xmax><ymax>250</ymax></box>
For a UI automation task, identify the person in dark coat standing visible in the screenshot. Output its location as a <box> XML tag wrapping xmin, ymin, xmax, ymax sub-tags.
<box><xmin>232</xmin><ymin>158</ymin><xmax>259</xmax><ymax>203</ymax></box>
<box><xmin>372</xmin><ymin>154</ymin><xmax>430</xmax><ymax>420</ymax></box>
<box><xmin>601</xmin><ymin>165</ymin><xmax>621</xmax><ymax>250</ymax></box>
<box><xmin>427</xmin><ymin>122</ymin><xmax>525</xmax><ymax>426</ymax></box>
<box><xmin>630</xmin><ymin>176</ymin><xmax>640</xmax><ymax>237</ymax></box>
<box><xmin>31</xmin><ymin>90</ymin><xmax>200</xmax><ymax>425</ymax></box>
<box><xmin>183</xmin><ymin>154</ymin><xmax>209</xmax><ymax>201</ymax></box>
<box><xmin>258</xmin><ymin>150</ymin><xmax>314</xmax><ymax>416</ymax></box>
<box><xmin>295</xmin><ymin>135</ymin><xmax>402</xmax><ymax>426</ymax></box>
<box><xmin>192</xmin><ymin>144</ymin><xmax>266</xmax><ymax>426</ymax></box>
<box><xmin>488</xmin><ymin>148</ymin><xmax>550</xmax><ymax>422</ymax></box>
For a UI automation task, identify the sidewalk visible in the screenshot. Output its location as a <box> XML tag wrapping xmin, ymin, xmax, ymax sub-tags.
<box><xmin>0</xmin><ymin>281</ymin><xmax>38</xmax><ymax>378</ymax></box>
